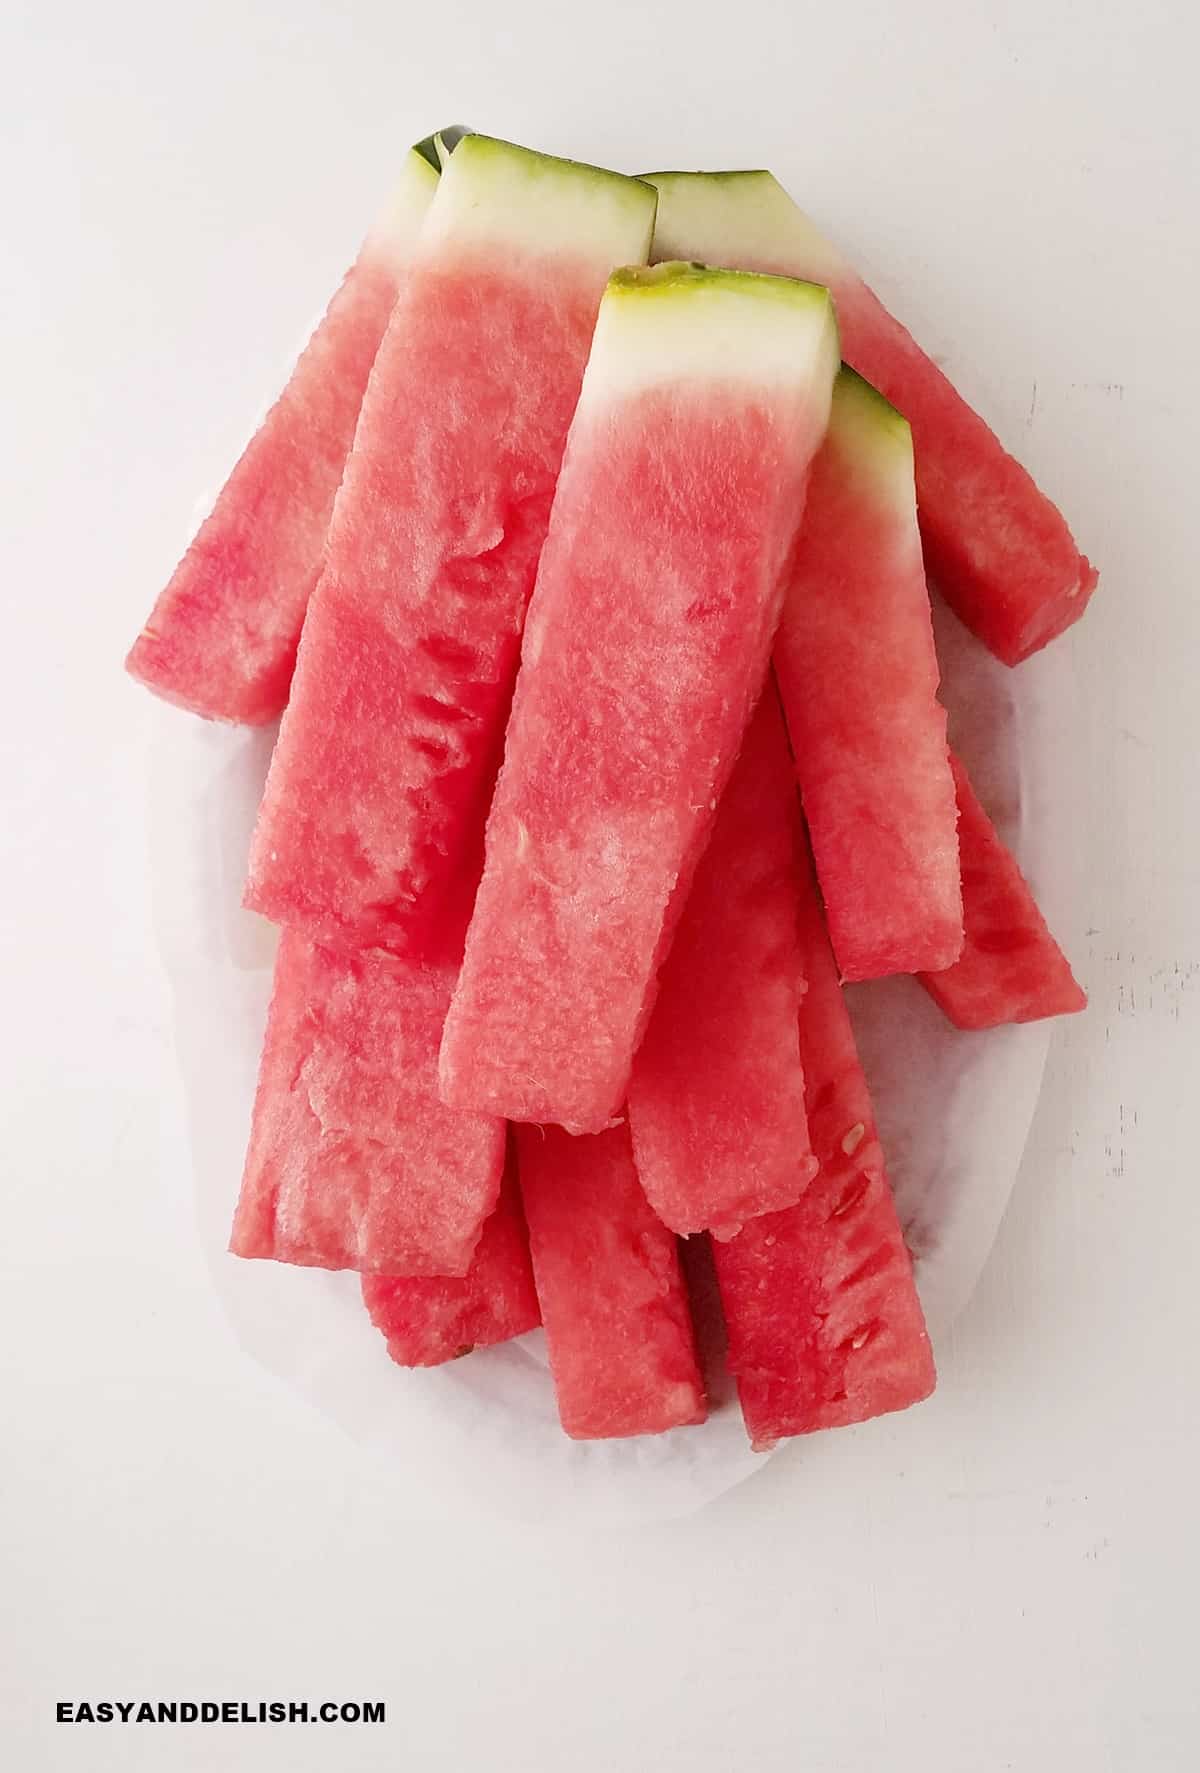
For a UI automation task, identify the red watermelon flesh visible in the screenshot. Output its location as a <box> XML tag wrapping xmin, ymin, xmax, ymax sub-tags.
<box><xmin>440</xmin><ymin>262</ymin><xmax>839</xmax><ymax>1133</ymax></box>
<box><xmin>919</xmin><ymin>753</ymin><xmax>1087</xmax><ymax>1029</ymax></box>
<box><xmin>514</xmin><ymin>1121</ymin><xmax>706</xmax><ymax>1440</ymax></box>
<box><xmin>361</xmin><ymin>1159</ymin><xmax>539</xmax><ymax>1367</ymax></box>
<box><xmin>711</xmin><ymin>851</ymin><xmax>935</xmax><ymax>1450</ymax></box>
<box><xmin>244</xmin><ymin>136</ymin><xmax>657</xmax><ymax>960</ymax></box>
<box><xmin>627</xmin><ymin>687</ymin><xmax>817</xmax><ymax>1238</ymax></box>
<box><xmin>230</xmin><ymin>929</ymin><xmax>505</xmax><ymax>1277</ymax></box>
<box><xmin>646</xmin><ymin>170</ymin><xmax>1097</xmax><ymax>666</ymax></box>
<box><xmin>773</xmin><ymin>366</ymin><xmax>963</xmax><ymax>981</ymax></box>
<box><xmin>126</xmin><ymin>140</ymin><xmax>440</xmax><ymax>725</ymax></box>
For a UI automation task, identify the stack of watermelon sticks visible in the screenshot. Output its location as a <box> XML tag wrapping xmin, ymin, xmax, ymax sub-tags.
<box><xmin>128</xmin><ymin>129</ymin><xmax>1092</xmax><ymax>1450</ymax></box>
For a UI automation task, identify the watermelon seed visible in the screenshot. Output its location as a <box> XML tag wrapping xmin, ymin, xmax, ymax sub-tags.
<box><xmin>412</xmin><ymin>692</ymin><xmax>477</xmax><ymax>727</ymax></box>
<box><xmin>841</xmin><ymin>1122</ymin><xmax>866</xmax><ymax>1156</ymax></box>
<box><xmin>841</xmin><ymin>1242</ymin><xmax>894</xmax><ymax>1290</ymax></box>
<box><xmin>828</xmin><ymin>1176</ymin><xmax>869</xmax><ymax>1221</ymax></box>
<box><xmin>409</xmin><ymin>735</ymin><xmax>453</xmax><ymax>765</ymax></box>
<box><xmin>419</xmin><ymin>633</ymin><xmax>479</xmax><ymax>673</ymax></box>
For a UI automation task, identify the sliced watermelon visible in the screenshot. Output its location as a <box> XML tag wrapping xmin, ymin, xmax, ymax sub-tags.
<box><xmin>361</xmin><ymin>1158</ymin><xmax>539</xmax><ymax>1367</ymax></box>
<box><xmin>514</xmin><ymin>1121</ymin><xmax>706</xmax><ymax>1440</ymax></box>
<box><xmin>627</xmin><ymin>688</ymin><xmax>816</xmax><ymax>1238</ymax></box>
<box><xmin>440</xmin><ymin>262</ymin><xmax>839</xmax><ymax>1133</ymax></box>
<box><xmin>711</xmin><ymin>849</ymin><xmax>935</xmax><ymax>1449</ymax></box>
<box><xmin>230</xmin><ymin>930</ymin><xmax>505</xmax><ymax>1277</ymax></box>
<box><xmin>126</xmin><ymin>135</ymin><xmax>444</xmax><ymax>724</ymax></box>
<box><xmin>773</xmin><ymin>366</ymin><xmax>962</xmax><ymax>981</ymax></box>
<box><xmin>646</xmin><ymin>170</ymin><xmax>1097</xmax><ymax>666</ymax></box>
<box><xmin>919</xmin><ymin>753</ymin><xmax>1086</xmax><ymax>1029</ymax></box>
<box><xmin>244</xmin><ymin>136</ymin><xmax>657</xmax><ymax>960</ymax></box>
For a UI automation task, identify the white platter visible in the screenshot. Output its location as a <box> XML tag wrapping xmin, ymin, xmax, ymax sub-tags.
<box><xmin>147</xmin><ymin>597</ymin><xmax>1076</xmax><ymax>1522</ymax></box>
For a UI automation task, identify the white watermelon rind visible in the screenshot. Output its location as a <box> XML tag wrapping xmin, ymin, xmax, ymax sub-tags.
<box><xmin>420</xmin><ymin>132</ymin><xmax>658</xmax><ymax>268</ymax></box>
<box><xmin>643</xmin><ymin>167</ymin><xmax>845</xmax><ymax>286</ymax></box>
<box><xmin>360</xmin><ymin>131</ymin><xmax>444</xmax><ymax>272</ymax></box>
<box><xmin>578</xmin><ymin>260</ymin><xmax>840</xmax><ymax>415</ymax></box>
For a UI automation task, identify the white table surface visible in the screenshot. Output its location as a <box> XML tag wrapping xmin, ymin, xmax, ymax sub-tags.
<box><xmin>4</xmin><ymin>2</ymin><xmax>1197</xmax><ymax>1767</ymax></box>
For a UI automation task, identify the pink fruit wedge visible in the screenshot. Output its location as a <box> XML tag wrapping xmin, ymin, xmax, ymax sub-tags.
<box><xmin>773</xmin><ymin>365</ymin><xmax>962</xmax><ymax>981</ymax></box>
<box><xmin>919</xmin><ymin>753</ymin><xmax>1087</xmax><ymax>1029</ymax></box>
<box><xmin>244</xmin><ymin>135</ymin><xmax>657</xmax><ymax>961</ymax></box>
<box><xmin>230</xmin><ymin>929</ymin><xmax>504</xmax><ymax>1277</ymax></box>
<box><xmin>361</xmin><ymin>1159</ymin><xmax>539</xmax><ymax>1367</ymax></box>
<box><xmin>440</xmin><ymin>262</ymin><xmax>839</xmax><ymax>1133</ymax></box>
<box><xmin>127</xmin><ymin>131</ymin><xmax>447</xmax><ymax>724</ymax></box>
<box><xmin>514</xmin><ymin>1122</ymin><xmax>705</xmax><ymax>1440</ymax></box>
<box><xmin>646</xmin><ymin>169</ymin><xmax>1097</xmax><ymax>666</ymax></box>
<box><xmin>627</xmin><ymin>688</ymin><xmax>816</xmax><ymax>1239</ymax></box>
<box><xmin>711</xmin><ymin>851</ymin><xmax>935</xmax><ymax>1450</ymax></box>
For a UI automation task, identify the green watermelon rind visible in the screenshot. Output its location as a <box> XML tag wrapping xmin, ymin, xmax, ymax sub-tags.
<box><xmin>607</xmin><ymin>258</ymin><xmax>835</xmax><ymax>319</ymax></box>
<box><xmin>412</xmin><ymin>123</ymin><xmax>470</xmax><ymax>173</ymax></box>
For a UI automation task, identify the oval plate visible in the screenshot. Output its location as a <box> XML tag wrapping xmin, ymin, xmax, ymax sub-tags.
<box><xmin>146</xmin><ymin>597</ymin><xmax>1075</xmax><ymax>1521</ymax></box>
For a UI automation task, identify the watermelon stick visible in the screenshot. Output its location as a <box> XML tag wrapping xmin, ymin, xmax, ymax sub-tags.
<box><xmin>711</xmin><ymin>847</ymin><xmax>936</xmax><ymax>1451</ymax></box>
<box><xmin>230</xmin><ymin>930</ymin><xmax>505</xmax><ymax>1278</ymax></box>
<box><xmin>244</xmin><ymin>136</ymin><xmax>657</xmax><ymax>961</ymax></box>
<box><xmin>627</xmin><ymin>688</ymin><xmax>817</xmax><ymax>1239</ymax></box>
<box><xmin>773</xmin><ymin>366</ymin><xmax>963</xmax><ymax>981</ymax></box>
<box><xmin>362</xmin><ymin>1157</ymin><xmax>539</xmax><ymax>1367</ymax></box>
<box><xmin>127</xmin><ymin>131</ymin><xmax>450</xmax><ymax>725</ymax></box>
<box><xmin>919</xmin><ymin>753</ymin><xmax>1087</xmax><ymax>1029</ymax></box>
<box><xmin>441</xmin><ymin>262</ymin><xmax>839</xmax><ymax>1134</ymax></box>
<box><xmin>514</xmin><ymin>1122</ymin><xmax>706</xmax><ymax>1440</ymax></box>
<box><xmin>645</xmin><ymin>170</ymin><xmax>1097</xmax><ymax>666</ymax></box>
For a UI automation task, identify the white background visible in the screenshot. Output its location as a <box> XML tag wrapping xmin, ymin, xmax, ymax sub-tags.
<box><xmin>3</xmin><ymin>1</ymin><xmax>1198</xmax><ymax>1768</ymax></box>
